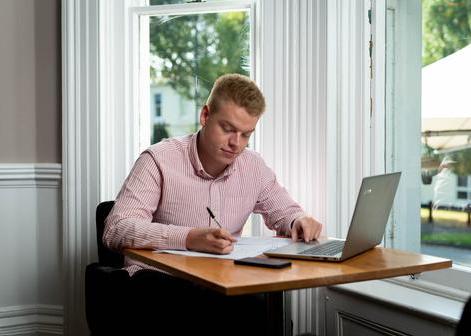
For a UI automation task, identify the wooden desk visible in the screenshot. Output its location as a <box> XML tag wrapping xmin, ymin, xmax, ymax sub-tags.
<box><xmin>124</xmin><ymin>247</ymin><xmax>451</xmax><ymax>335</ymax></box>
<box><xmin>125</xmin><ymin>247</ymin><xmax>451</xmax><ymax>295</ymax></box>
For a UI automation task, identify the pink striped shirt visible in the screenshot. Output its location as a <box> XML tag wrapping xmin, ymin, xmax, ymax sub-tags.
<box><xmin>103</xmin><ymin>132</ymin><xmax>305</xmax><ymax>274</ymax></box>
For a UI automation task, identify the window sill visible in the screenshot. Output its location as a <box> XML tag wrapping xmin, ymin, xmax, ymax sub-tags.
<box><xmin>329</xmin><ymin>278</ymin><xmax>468</xmax><ymax>326</ymax></box>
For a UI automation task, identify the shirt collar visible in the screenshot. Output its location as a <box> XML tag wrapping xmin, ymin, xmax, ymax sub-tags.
<box><xmin>189</xmin><ymin>132</ymin><xmax>238</xmax><ymax>179</ymax></box>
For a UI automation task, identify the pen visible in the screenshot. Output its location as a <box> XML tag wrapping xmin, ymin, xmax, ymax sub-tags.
<box><xmin>206</xmin><ymin>207</ymin><xmax>222</xmax><ymax>228</ymax></box>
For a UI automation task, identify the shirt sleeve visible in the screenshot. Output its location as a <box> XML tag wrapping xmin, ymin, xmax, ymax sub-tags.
<box><xmin>253</xmin><ymin>157</ymin><xmax>305</xmax><ymax>236</ymax></box>
<box><xmin>103</xmin><ymin>151</ymin><xmax>193</xmax><ymax>251</ymax></box>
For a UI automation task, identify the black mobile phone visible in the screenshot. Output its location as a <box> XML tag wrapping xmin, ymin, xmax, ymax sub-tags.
<box><xmin>234</xmin><ymin>257</ymin><xmax>292</xmax><ymax>269</ymax></box>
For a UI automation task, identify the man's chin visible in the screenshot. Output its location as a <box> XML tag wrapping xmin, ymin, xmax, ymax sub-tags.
<box><xmin>219</xmin><ymin>154</ymin><xmax>237</xmax><ymax>165</ymax></box>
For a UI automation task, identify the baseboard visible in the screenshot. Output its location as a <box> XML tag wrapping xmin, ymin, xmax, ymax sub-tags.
<box><xmin>0</xmin><ymin>164</ymin><xmax>61</xmax><ymax>188</ymax></box>
<box><xmin>0</xmin><ymin>305</ymin><xmax>63</xmax><ymax>335</ymax></box>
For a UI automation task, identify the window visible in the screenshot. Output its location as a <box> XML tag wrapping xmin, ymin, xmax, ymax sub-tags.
<box><xmin>385</xmin><ymin>0</ymin><xmax>471</xmax><ymax>289</ymax></box>
<box><xmin>153</xmin><ymin>93</ymin><xmax>162</xmax><ymax>117</ymax></box>
<box><xmin>135</xmin><ymin>0</ymin><xmax>255</xmax><ymax>235</ymax></box>
<box><xmin>457</xmin><ymin>176</ymin><xmax>471</xmax><ymax>201</ymax></box>
<box><xmin>457</xmin><ymin>191</ymin><xmax>467</xmax><ymax>200</ymax></box>
<box><xmin>143</xmin><ymin>1</ymin><xmax>251</xmax><ymax>145</ymax></box>
<box><xmin>457</xmin><ymin>176</ymin><xmax>468</xmax><ymax>188</ymax></box>
<box><xmin>419</xmin><ymin>0</ymin><xmax>471</xmax><ymax>268</ymax></box>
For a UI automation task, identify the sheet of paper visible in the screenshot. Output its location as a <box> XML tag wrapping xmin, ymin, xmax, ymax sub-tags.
<box><xmin>155</xmin><ymin>236</ymin><xmax>293</xmax><ymax>260</ymax></box>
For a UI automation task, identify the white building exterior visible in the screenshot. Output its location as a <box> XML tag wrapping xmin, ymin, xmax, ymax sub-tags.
<box><xmin>422</xmin><ymin>172</ymin><xmax>471</xmax><ymax>209</ymax></box>
<box><xmin>149</xmin><ymin>83</ymin><xmax>198</xmax><ymax>139</ymax></box>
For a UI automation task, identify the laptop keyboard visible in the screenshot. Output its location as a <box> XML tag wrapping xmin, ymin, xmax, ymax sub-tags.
<box><xmin>299</xmin><ymin>240</ymin><xmax>345</xmax><ymax>256</ymax></box>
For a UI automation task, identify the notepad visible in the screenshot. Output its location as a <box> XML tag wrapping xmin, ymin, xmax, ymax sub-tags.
<box><xmin>155</xmin><ymin>236</ymin><xmax>292</xmax><ymax>260</ymax></box>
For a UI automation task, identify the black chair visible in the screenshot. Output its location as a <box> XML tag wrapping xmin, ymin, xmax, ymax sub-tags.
<box><xmin>85</xmin><ymin>201</ymin><xmax>131</xmax><ymax>335</ymax></box>
<box><xmin>456</xmin><ymin>296</ymin><xmax>471</xmax><ymax>336</ymax></box>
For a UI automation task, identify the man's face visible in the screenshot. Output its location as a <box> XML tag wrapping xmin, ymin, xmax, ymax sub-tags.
<box><xmin>198</xmin><ymin>101</ymin><xmax>259</xmax><ymax>175</ymax></box>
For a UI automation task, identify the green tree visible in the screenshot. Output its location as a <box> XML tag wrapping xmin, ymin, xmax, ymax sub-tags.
<box><xmin>152</xmin><ymin>123</ymin><xmax>170</xmax><ymax>144</ymax></box>
<box><xmin>422</xmin><ymin>0</ymin><xmax>471</xmax><ymax>66</ymax></box>
<box><xmin>149</xmin><ymin>10</ymin><xmax>250</xmax><ymax>108</ymax></box>
<box><xmin>451</xmin><ymin>149</ymin><xmax>471</xmax><ymax>176</ymax></box>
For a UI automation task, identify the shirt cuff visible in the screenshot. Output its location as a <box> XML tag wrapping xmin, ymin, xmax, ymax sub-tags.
<box><xmin>280</xmin><ymin>212</ymin><xmax>305</xmax><ymax>236</ymax></box>
<box><xmin>166</xmin><ymin>225</ymin><xmax>193</xmax><ymax>250</ymax></box>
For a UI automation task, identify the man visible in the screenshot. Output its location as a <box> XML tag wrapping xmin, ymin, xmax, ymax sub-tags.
<box><xmin>103</xmin><ymin>74</ymin><xmax>322</xmax><ymax>334</ymax></box>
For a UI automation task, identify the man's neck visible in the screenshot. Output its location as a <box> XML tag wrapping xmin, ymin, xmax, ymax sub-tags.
<box><xmin>196</xmin><ymin>133</ymin><xmax>226</xmax><ymax>177</ymax></box>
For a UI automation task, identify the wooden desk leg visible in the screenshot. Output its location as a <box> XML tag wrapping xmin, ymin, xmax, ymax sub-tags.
<box><xmin>265</xmin><ymin>291</ymin><xmax>292</xmax><ymax>336</ymax></box>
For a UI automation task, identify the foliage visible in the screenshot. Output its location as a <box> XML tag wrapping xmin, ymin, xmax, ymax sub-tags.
<box><xmin>422</xmin><ymin>232</ymin><xmax>471</xmax><ymax>247</ymax></box>
<box><xmin>450</xmin><ymin>148</ymin><xmax>471</xmax><ymax>176</ymax></box>
<box><xmin>152</xmin><ymin>123</ymin><xmax>170</xmax><ymax>144</ymax></box>
<box><xmin>149</xmin><ymin>5</ymin><xmax>250</xmax><ymax>108</ymax></box>
<box><xmin>422</xmin><ymin>0</ymin><xmax>471</xmax><ymax>66</ymax></box>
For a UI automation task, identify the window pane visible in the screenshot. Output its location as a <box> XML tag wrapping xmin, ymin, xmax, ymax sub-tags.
<box><xmin>457</xmin><ymin>175</ymin><xmax>468</xmax><ymax>187</ymax></box>
<box><xmin>148</xmin><ymin>10</ymin><xmax>250</xmax><ymax>143</ymax></box>
<box><xmin>457</xmin><ymin>191</ymin><xmax>467</xmax><ymax>200</ymax></box>
<box><xmin>420</xmin><ymin>0</ymin><xmax>471</xmax><ymax>267</ymax></box>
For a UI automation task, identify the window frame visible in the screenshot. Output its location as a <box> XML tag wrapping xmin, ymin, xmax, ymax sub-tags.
<box><xmin>99</xmin><ymin>0</ymin><xmax>255</xmax><ymax>201</ymax></box>
<box><xmin>380</xmin><ymin>0</ymin><xmax>471</xmax><ymax>296</ymax></box>
<box><xmin>129</xmin><ymin>0</ymin><xmax>255</xmax><ymax>154</ymax></box>
<box><xmin>128</xmin><ymin>0</ymin><xmax>260</xmax><ymax>235</ymax></box>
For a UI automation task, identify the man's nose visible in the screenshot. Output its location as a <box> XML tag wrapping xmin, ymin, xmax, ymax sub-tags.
<box><xmin>229</xmin><ymin>133</ymin><xmax>241</xmax><ymax>147</ymax></box>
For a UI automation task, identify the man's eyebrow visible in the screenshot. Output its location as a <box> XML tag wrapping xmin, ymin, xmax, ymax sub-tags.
<box><xmin>222</xmin><ymin>120</ymin><xmax>255</xmax><ymax>133</ymax></box>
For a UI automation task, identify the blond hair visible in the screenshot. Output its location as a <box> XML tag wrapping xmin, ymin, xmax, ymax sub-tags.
<box><xmin>206</xmin><ymin>74</ymin><xmax>265</xmax><ymax>117</ymax></box>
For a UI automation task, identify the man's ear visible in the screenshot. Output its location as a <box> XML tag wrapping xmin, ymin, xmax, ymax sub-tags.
<box><xmin>200</xmin><ymin>105</ymin><xmax>210</xmax><ymax>127</ymax></box>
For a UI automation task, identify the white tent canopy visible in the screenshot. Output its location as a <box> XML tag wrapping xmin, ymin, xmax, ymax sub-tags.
<box><xmin>421</xmin><ymin>43</ymin><xmax>471</xmax><ymax>152</ymax></box>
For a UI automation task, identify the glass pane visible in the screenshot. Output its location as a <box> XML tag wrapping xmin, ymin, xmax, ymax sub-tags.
<box><xmin>148</xmin><ymin>10</ymin><xmax>250</xmax><ymax>143</ymax></box>
<box><xmin>457</xmin><ymin>176</ymin><xmax>468</xmax><ymax>187</ymax></box>
<box><xmin>420</xmin><ymin>0</ymin><xmax>471</xmax><ymax>267</ymax></box>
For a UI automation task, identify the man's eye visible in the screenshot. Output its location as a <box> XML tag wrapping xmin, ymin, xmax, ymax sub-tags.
<box><xmin>242</xmin><ymin>133</ymin><xmax>252</xmax><ymax>138</ymax></box>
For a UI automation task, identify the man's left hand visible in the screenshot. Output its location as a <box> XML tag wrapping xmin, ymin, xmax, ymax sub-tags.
<box><xmin>291</xmin><ymin>216</ymin><xmax>323</xmax><ymax>242</ymax></box>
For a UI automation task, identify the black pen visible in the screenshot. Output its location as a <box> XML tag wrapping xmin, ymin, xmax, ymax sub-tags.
<box><xmin>206</xmin><ymin>207</ymin><xmax>222</xmax><ymax>228</ymax></box>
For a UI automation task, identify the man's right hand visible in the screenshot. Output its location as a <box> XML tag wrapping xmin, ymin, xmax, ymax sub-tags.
<box><xmin>186</xmin><ymin>228</ymin><xmax>237</xmax><ymax>254</ymax></box>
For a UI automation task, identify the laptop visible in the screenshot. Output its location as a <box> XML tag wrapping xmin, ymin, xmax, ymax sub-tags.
<box><xmin>264</xmin><ymin>172</ymin><xmax>401</xmax><ymax>262</ymax></box>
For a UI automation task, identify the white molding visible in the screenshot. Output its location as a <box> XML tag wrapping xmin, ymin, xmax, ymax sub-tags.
<box><xmin>329</xmin><ymin>280</ymin><xmax>464</xmax><ymax>325</ymax></box>
<box><xmin>0</xmin><ymin>164</ymin><xmax>61</xmax><ymax>188</ymax></box>
<box><xmin>99</xmin><ymin>0</ymin><xmax>148</xmax><ymax>202</ymax></box>
<box><xmin>326</xmin><ymin>0</ymin><xmax>372</xmax><ymax>239</ymax></box>
<box><xmin>384</xmin><ymin>0</ymin><xmax>421</xmax><ymax>252</ymax></box>
<box><xmin>386</xmin><ymin>275</ymin><xmax>470</xmax><ymax>303</ymax></box>
<box><xmin>62</xmin><ymin>0</ymin><xmax>101</xmax><ymax>334</ymax></box>
<box><xmin>371</xmin><ymin>0</ymin><xmax>386</xmax><ymax>174</ymax></box>
<box><xmin>0</xmin><ymin>305</ymin><xmax>63</xmax><ymax>335</ymax></box>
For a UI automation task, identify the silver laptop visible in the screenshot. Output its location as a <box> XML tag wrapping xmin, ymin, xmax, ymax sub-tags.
<box><xmin>264</xmin><ymin>172</ymin><xmax>401</xmax><ymax>262</ymax></box>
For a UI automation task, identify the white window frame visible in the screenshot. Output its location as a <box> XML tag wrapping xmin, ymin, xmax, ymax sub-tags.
<box><xmin>129</xmin><ymin>0</ymin><xmax>262</xmax><ymax>237</ymax></box>
<box><xmin>129</xmin><ymin>0</ymin><xmax>255</xmax><ymax>154</ymax></box>
<box><xmin>99</xmin><ymin>0</ymin><xmax>255</xmax><ymax>201</ymax></box>
<box><xmin>379</xmin><ymin>0</ymin><xmax>471</xmax><ymax>296</ymax></box>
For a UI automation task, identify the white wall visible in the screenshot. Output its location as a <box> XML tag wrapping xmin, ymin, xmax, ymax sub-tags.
<box><xmin>0</xmin><ymin>165</ymin><xmax>62</xmax><ymax>334</ymax></box>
